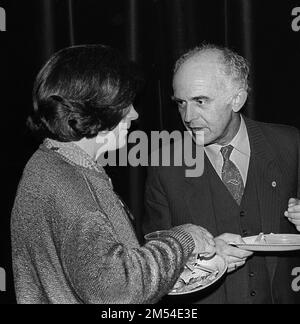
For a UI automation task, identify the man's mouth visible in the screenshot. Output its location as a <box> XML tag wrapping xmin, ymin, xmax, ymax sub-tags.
<box><xmin>189</xmin><ymin>127</ymin><xmax>206</xmax><ymax>133</ymax></box>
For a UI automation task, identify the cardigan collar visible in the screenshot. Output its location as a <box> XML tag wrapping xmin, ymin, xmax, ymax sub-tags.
<box><xmin>43</xmin><ymin>138</ymin><xmax>105</xmax><ymax>174</ymax></box>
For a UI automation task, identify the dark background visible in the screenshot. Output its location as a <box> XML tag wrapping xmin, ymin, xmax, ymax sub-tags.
<box><xmin>1</xmin><ymin>0</ymin><xmax>299</xmax><ymax>304</ymax></box>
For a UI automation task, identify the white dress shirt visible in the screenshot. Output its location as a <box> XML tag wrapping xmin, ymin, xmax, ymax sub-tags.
<box><xmin>204</xmin><ymin>116</ymin><xmax>251</xmax><ymax>186</ymax></box>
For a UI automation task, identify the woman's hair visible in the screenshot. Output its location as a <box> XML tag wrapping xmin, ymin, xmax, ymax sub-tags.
<box><xmin>28</xmin><ymin>44</ymin><xmax>140</xmax><ymax>141</ymax></box>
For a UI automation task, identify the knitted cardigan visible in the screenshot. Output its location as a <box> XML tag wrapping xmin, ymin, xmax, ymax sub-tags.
<box><xmin>11</xmin><ymin>141</ymin><xmax>194</xmax><ymax>304</ymax></box>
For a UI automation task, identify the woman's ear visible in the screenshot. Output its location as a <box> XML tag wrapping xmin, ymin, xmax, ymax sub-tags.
<box><xmin>232</xmin><ymin>89</ymin><xmax>248</xmax><ymax>113</ymax></box>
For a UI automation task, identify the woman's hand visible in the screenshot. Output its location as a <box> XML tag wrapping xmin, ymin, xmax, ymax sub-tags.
<box><xmin>181</xmin><ymin>224</ymin><xmax>216</xmax><ymax>257</ymax></box>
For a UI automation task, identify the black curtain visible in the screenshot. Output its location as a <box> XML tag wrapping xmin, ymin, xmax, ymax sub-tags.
<box><xmin>2</xmin><ymin>0</ymin><xmax>300</xmax><ymax>304</ymax></box>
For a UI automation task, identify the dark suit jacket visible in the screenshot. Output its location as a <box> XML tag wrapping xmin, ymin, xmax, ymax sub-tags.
<box><xmin>143</xmin><ymin>117</ymin><xmax>300</xmax><ymax>304</ymax></box>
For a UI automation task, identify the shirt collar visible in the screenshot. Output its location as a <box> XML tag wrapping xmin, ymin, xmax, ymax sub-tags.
<box><xmin>230</xmin><ymin>115</ymin><xmax>250</xmax><ymax>157</ymax></box>
<box><xmin>205</xmin><ymin>115</ymin><xmax>250</xmax><ymax>157</ymax></box>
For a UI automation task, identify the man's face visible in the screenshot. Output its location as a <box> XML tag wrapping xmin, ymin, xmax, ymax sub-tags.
<box><xmin>173</xmin><ymin>55</ymin><xmax>237</xmax><ymax>146</ymax></box>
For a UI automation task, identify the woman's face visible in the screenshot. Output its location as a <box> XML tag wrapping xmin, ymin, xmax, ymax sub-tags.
<box><xmin>95</xmin><ymin>105</ymin><xmax>139</xmax><ymax>158</ymax></box>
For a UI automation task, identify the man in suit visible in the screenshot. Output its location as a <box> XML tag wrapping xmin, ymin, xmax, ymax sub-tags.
<box><xmin>143</xmin><ymin>44</ymin><xmax>300</xmax><ymax>304</ymax></box>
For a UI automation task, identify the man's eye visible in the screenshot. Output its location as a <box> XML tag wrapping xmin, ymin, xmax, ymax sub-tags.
<box><xmin>176</xmin><ymin>101</ymin><xmax>186</xmax><ymax>109</ymax></box>
<box><xmin>196</xmin><ymin>99</ymin><xmax>205</xmax><ymax>105</ymax></box>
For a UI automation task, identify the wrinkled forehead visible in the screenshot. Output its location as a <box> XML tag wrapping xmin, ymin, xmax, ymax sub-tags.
<box><xmin>173</xmin><ymin>58</ymin><xmax>226</xmax><ymax>98</ymax></box>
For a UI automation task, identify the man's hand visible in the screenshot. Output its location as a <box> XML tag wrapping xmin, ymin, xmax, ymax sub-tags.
<box><xmin>181</xmin><ymin>224</ymin><xmax>216</xmax><ymax>257</ymax></box>
<box><xmin>215</xmin><ymin>233</ymin><xmax>253</xmax><ymax>273</ymax></box>
<box><xmin>284</xmin><ymin>198</ymin><xmax>300</xmax><ymax>231</ymax></box>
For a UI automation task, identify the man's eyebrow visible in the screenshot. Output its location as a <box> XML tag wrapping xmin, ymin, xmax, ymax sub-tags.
<box><xmin>171</xmin><ymin>95</ymin><xmax>211</xmax><ymax>102</ymax></box>
<box><xmin>171</xmin><ymin>96</ymin><xmax>183</xmax><ymax>102</ymax></box>
<box><xmin>191</xmin><ymin>95</ymin><xmax>210</xmax><ymax>101</ymax></box>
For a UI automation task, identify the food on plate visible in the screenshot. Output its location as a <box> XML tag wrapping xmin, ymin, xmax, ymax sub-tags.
<box><xmin>254</xmin><ymin>232</ymin><xmax>267</xmax><ymax>243</ymax></box>
<box><xmin>170</xmin><ymin>257</ymin><xmax>219</xmax><ymax>294</ymax></box>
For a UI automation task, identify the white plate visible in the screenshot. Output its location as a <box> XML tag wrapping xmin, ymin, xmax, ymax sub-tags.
<box><xmin>231</xmin><ymin>234</ymin><xmax>300</xmax><ymax>252</ymax></box>
<box><xmin>168</xmin><ymin>254</ymin><xmax>227</xmax><ymax>296</ymax></box>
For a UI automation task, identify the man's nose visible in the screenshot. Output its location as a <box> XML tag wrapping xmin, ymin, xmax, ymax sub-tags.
<box><xmin>184</xmin><ymin>103</ymin><xmax>196</xmax><ymax>123</ymax></box>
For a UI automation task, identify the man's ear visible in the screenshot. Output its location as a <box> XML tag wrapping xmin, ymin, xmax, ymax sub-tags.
<box><xmin>232</xmin><ymin>89</ymin><xmax>248</xmax><ymax>113</ymax></box>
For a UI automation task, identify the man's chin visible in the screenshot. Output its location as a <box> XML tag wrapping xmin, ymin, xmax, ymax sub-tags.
<box><xmin>190</xmin><ymin>131</ymin><xmax>206</xmax><ymax>146</ymax></box>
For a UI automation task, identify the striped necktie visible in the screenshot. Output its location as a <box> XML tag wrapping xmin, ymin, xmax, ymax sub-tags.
<box><xmin>220</xmin><ymin>145</ymin><xmax>245</xmax><ymax>205</ymax></box>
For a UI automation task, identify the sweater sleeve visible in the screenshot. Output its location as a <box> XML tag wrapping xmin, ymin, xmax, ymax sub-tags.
<box><xmin>61</xmin><ymin>211</ymin><xmax>194</xmax><ymax>304</ymax></box>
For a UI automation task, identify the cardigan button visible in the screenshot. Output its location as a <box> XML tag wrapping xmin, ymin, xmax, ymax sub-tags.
<box><xmin>272</xmin><ymin>181</ymin><xmax>277</xmax><ymax>188</ymax></box>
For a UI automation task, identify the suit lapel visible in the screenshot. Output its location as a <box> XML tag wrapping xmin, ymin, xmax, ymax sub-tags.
<box><xmin>245</xmin><ymin>117</ymin><xmax>283</xmax><ymax>233</ymax></box>
<box><xmin>245</xmin><ymin>117</ymin><xmax>283</xmax><ymax>281</ymax></box>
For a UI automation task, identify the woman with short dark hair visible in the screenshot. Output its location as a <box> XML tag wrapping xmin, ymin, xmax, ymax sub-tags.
<box><xmin>29</xmin><ymin>44</ymin><xmax>138</xmax><ymax>141</ymax></box>
<box><xmin>11</xmin><ymin>44</ymin><xmax>215</xmax><ymax>304</ymax></box>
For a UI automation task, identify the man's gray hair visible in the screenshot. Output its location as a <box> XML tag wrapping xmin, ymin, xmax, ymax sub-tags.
<box><xmin>174</xmin><ymin>44</ymin><xmax>250</xmax><ymax>93</ymax></box>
